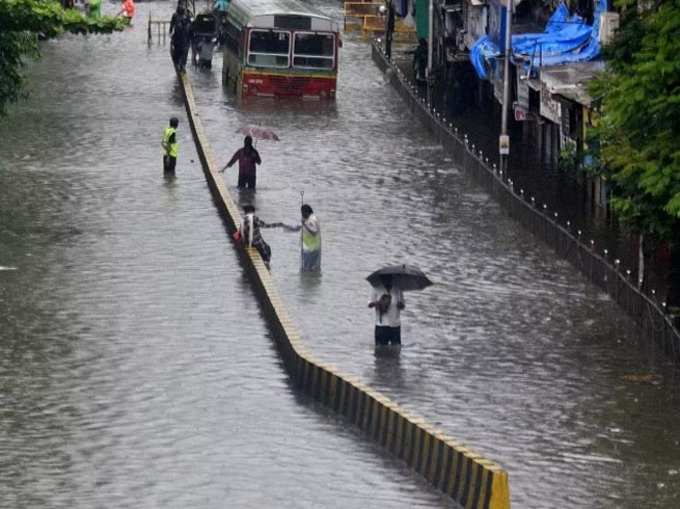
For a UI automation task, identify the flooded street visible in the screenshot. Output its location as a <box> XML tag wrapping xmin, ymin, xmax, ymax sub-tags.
<box><xmin>0</xmin><ymin>4</ymin><xmax>456</xmax><ymax>507</ymax></box>
<box><xmin>192</xmin><ymin>2</ymin><xmax>680</xmax><ymax>508</ymax></box>
<box><xmin>1</xmin><ymin>1</ymin><xmax>680</xmax><ymax>508</ymax></box>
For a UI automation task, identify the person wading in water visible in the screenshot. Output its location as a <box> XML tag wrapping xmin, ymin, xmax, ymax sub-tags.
<box><xmin>161</xmin><ymin>117</ymin><xmax>179</xmax><ymax>175</ymax></box>
<box><xmin>368</xmin><ymin>275</ymin><xmax>405</xmax><ymax>346</ymax></box>
<box><xmin>233</xmin><ymin>205</ymin><xmax>298</xmax><ymax>269</ymax></box>
<box><xmin>220</xmin><ymin>135</ymin><xmax>261</xmax><ymax>190</ymax></box>
<box><xmin>298</xmin><ymin>204</ymin><xmax>321</xmax><ymax>272</ymax></box>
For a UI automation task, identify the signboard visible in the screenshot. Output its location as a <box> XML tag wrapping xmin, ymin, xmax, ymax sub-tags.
<box><xmin>513</xmin><ymin>103</ymin><xmax>528</xmax><ymax>121</ymax></box>
<box><xmin>415</xmin><ymin>0</ymin><xmax>429</xmax><ymax>39</ymax></box>
<box><xmin>516</xmin><ymin>73</ymin><xmax>529</xmax><ymax>109</ymax></box>
<box><xmin>499</xmin><ymin>134</ymin><xmax>510</xmax><ymax>155</ymax></box>
<box><xmin>539</xmin><ymin>80</ymin><xmax>561</xmax><ymax>124</ymax></box>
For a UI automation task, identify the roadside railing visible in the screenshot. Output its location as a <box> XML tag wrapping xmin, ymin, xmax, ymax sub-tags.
<box><xmin>371</xmin><ymin>41</ymin><xmax>680</xmax><ymax>364</ymax></box>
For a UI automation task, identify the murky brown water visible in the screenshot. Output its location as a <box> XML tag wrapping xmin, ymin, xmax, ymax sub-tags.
<box><xmin>0</xmin><ymin>4</ymin><xmax>458</xmax><ymax>508</ymax></box>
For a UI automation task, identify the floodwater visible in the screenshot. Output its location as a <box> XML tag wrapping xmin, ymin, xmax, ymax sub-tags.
<box><xmin>0</xmin><ymin>4</ymin><xmax>456</xmax><ymax>508</ymax></box>
<box><xmin>191</xmin><ymin>3</ymin><xmax>680</xmax><ymax>509</ymax></box>
<box><xmin>1</xmin><ymin>1</ymin><xmax>679</xmax><ymax>508</ymax></box>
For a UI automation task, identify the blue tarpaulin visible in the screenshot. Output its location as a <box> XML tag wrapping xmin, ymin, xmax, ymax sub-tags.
<box><xmin>470</xmin><ymin>36</ymin><xmax>500</xmax><ymax>80</ymax></box>
<box><xmin>470</xmin><ymin>0</ymin><xmax>606</xmax><ymax>80</ymax></box>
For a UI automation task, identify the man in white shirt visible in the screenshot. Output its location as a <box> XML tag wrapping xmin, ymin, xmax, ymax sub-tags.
<box><xmin>368</xmin><ymin>275</ymin><xmax>405</xmax><ymax>345</ymax></box>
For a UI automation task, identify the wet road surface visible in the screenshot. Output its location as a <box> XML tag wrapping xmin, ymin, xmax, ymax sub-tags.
<box><xmin>0</xmin><ymin>4</ymin><xmax>459</xmax><ymax>507</ymax></box>
<box><xmin>189</xmin><ymin>2</ymin><xmax>680</xmax><ymax>507</ymax></box>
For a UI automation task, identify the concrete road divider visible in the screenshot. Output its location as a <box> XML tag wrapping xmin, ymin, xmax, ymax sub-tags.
<box><xmin>178</xmin><ymin>72</ymin><xmax>511</xmax><ymax>509</ymax></box>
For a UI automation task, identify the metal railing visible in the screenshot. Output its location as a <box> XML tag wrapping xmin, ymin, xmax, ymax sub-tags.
<box><xmin>372</xmin><ymin>41</ymin><xmax>680</xmax><ymax>364</ymax></box>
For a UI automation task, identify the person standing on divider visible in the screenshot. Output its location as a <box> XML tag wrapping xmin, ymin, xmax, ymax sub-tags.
<box><xmin>161</xmin><ymin>117</ymin><xmax>179</xmax><ymax>175</ymax></box>
<box><xmin>234</xmin><ymin>205</ymin><xmax>272</xmax><ymax>269</ymax></box>
<box><xmin>170</xmin><ymin>5</ymin><xmax>193</xmax><ymax>72</ymax></box>
<box><xmin>169</xmin><ymin>3</ymin><xmax>185</xmax><ymax>35</ymax></box>
<box><xmin>299</xmin><ymin>204</ymin><xmax>321</xmax><ymax>272</ymax></box>
<box><xmin>220</xmin><ymin>135</ymin><xmax>261</xmax><ymax>190</ymax></box>
<box><xmin>368</xmin><ymin>275</ymin><xmax>405</xmax><ymax>346</ymax></box>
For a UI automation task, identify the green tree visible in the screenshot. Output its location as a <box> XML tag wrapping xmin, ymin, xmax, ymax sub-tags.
<box><xmin>591</xmin><ymin>0</ymin><xmax>680</xmax><ymax>300</ymax></box>
<box><xmin>591</xmin><ymin>0</ymin><xmax>680</xmax><ymax>238</ymax></box>
<box><xmin>0</xmin><ymin>0</ymin><xmax>126</xmax><ymax>115</ymax></box>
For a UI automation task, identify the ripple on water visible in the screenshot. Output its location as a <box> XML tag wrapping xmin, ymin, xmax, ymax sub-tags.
<box><xmin>0</xmin><ymin>4</ymin><xmax>460</xmax><ymax>508</ymax></box>
<box><xmin>186</xmin><ymin>6</ymin><xmax>680</xmax><ymax>508</ymax></box>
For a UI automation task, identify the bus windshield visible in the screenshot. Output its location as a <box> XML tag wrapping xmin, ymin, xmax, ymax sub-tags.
<box><xmin>248</xmin><ymin>30</ymin><xmax>290</xmax><ymax>68</ymax></box>
<box><xmin>293</xmin><ymin>32</ymin><xmax>335</xmax><ymax>69</ymax></box>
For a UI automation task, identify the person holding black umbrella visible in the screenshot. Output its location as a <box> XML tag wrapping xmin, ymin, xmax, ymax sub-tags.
<box><xmin>367</xmin><ymin>264</ymin><xmax>433</xmax><ymax>346</ymax></box>
<box><xmin>368</xmin><ymin>275</ymin><xmax>405</xmax><ymax>346</ymax></box>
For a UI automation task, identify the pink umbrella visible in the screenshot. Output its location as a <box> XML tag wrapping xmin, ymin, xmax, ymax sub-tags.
<box><xmin>236</xmin><ymin>126</ymin><xmax>280</xmax><ymax>141</ymax></box>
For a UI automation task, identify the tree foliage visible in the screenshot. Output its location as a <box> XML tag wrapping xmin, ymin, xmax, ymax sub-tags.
<box><xmin>590</xmin><ymin>0</ymin><xmax>680</xmax><ymax>243</ymax></box>
<box><xmin>0</xmin><ymin>0</ymin><xmax>127</xmax><ymax>115</ymax></box>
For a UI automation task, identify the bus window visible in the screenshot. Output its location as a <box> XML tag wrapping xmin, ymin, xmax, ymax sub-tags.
<box><xmin>248</xmin><ymin>30</ymin><xmax>290</xmax><ymax>68</ymax></box>
<box><xmin>293</xmin><ymin>33</ymin><xmax>335</xmax><ymax>70</ymax></box>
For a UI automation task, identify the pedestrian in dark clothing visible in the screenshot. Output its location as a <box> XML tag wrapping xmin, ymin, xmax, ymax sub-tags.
<box><xmin>220</xmin><ymin>136</ymin><xmax>262</xmax><ymax>190</ymax></box>
<box><xmin>169</xmin><ymin>4</ymin><xmax>184</xmax><ymax>35</ymax></box>
<box><xmin>408</xmin><ymin>38</ymin><xmax>428</xmax><ymax>83</ymax></box>
<box><xmin>385</xmin><ymin>0</ymin><xmax>396</xmax><ymax>60</ymax></box>
<box><xmin>171</xmin><ymin>7</ymin><xmax>192</xmax><ymax>72</ymax></box>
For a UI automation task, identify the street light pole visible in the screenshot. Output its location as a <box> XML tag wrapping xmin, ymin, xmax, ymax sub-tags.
<box><xmin>499</xmin><ymin>0</ymin><xmax>513</xmax><ymax>171</ymax></box>
<box><xmin>427</xmin><ymin>0</ymin><xmax>434</xmax><ymax>107</ymax></box>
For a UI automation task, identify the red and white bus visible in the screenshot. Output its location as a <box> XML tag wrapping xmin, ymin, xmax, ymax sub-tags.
<box><xmin>222</xmin><ymin>0</ymin><xmax>340</xmax><ymax>98</ymax></box>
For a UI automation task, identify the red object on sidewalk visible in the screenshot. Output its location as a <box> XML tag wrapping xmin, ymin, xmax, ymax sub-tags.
<box><xmin>121</xmin><ymin>0</ymin><xmax>135</xmax><ymax>18</ymax></box>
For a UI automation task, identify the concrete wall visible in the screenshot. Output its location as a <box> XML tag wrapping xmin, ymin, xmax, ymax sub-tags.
<box><xmin>177</xmin><ymin>73</ymin><xmax>512</xmax><ymax>509</ymax></box>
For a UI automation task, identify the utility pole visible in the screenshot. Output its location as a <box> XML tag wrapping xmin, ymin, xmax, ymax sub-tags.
<box><xmin>499</xmin><ymin>0</ymin><xmax>512</xmax><ymax>171</ymax></box>
<box><xmin>427</xmin><ymin>0</ymin><xmax>434</xmax><ymax>107</ymax></box>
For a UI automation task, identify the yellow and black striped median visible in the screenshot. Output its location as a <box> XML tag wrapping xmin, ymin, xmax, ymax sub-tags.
<box><xmin>178</xmin><ymin>72</ymin><xmax>511</xmax><ymax>509</ymax></box>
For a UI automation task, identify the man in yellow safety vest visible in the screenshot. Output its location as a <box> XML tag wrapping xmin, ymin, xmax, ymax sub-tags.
<box><xmin>161</xmin><ymin>117</ymin><xmax>179</xmax><ymax>175</ymax></box>
<box><xmin>300</xmin><ymin>204</ymin><xmax>321</xmax><ymax>272</ymax></box>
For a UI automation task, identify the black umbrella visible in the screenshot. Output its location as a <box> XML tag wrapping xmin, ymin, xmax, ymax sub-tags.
<box><xmin>366</xmin><ymin>264</ymin><xmax>433</xmax><ymax>292</ymax></box>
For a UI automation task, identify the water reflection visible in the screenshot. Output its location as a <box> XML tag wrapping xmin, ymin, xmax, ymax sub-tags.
<box><xmin>373</xmin><ymin>346</ymin><xmax>405</xmax><ymax>389</ymax></box>
<box><xmin>0</xmin><ymin>4</ymin><xmax>461</xmax><ymax>508</ymax></box>
<box><xmin>188</xmin><ymin>3</ymin><xmax>680</xmax><ymax>507</ymax></box>
<box><xmin>298</xmin><ymin>271</ymin><xmax>323</xmax><ymax>303</ymax></box>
